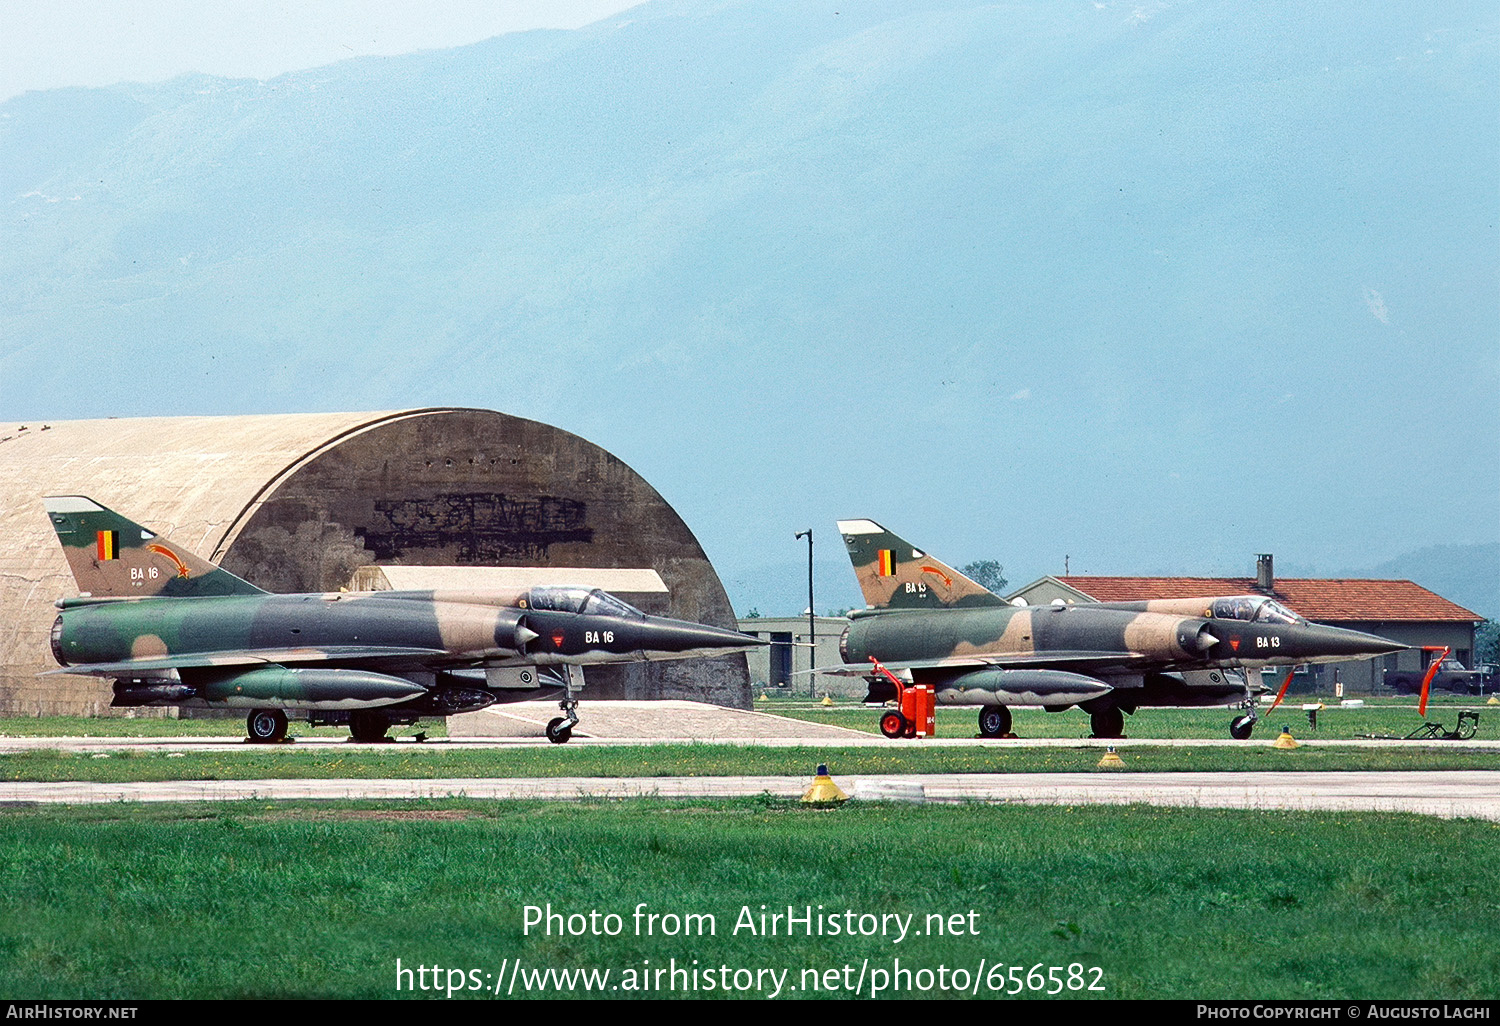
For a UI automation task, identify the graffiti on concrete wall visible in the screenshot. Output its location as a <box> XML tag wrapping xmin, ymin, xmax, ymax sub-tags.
<box><xmin>359</xmin><ymin>492</ymin><xmax>594</xmax><ymax>563</ymax></box>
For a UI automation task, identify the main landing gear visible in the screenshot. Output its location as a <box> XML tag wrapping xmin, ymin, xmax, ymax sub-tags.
<box><xmin>545</xmin><ymin>665</ymin><xmax>583</xmax><ymax>744</ymax></box>
<box><xmin>1089</xmin><ymin>707</ymin><xmax>1125</xmax><ymax>739</ymax></box>
<box><xmin>246</xmin><ymin>709</ymin><xmax>288</xmax><ymax>743</ymax></box>
<box><xmin>978</xmin><ymin>705</ymin><xmax>1012</xmax><ymax>739</ymax></box>
<box><xmin>349</xmin><ymin>711</ymin><xmax>391</xmax><ymax>743</ymax></box>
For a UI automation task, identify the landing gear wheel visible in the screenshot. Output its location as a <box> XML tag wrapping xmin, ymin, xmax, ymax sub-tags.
<box><xmin>1090</xmin><ymin>707</ymin><xmax>1125</xmax><ymax>739</ymax></box>
<box><xmin>879</xmin><ymin>711</ymin><xmax>909</xmax><ymax>739</ymax></box>
<box><xmin>349</xmin><ymin>712</ymin><xmax>390</xmax><ymax>743</ymax></box>
<box><xmin>546</xmin><ymin>717</ymin><xmax>573</xmax><ymax>744</ymax></box>
<box><xmin>978</xmin><ymin>705</ymin><xmax>1012</xmax><ymax>738</ymax></box>
<box><xmin>1229</xmin><ymin>715</ymin><xmax>1256</xmax><ymax>740</ymax></box>
<box><xmin>246</xmin><ymin>709</ymin><xmax>288</xmax><ymax>743</ymax></box>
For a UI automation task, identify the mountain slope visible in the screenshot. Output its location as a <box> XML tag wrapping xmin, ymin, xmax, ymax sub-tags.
<box><xmin>3</xmin><ymin>0</ymin><xmax>1495</xmax><ymax>583</ymax></box>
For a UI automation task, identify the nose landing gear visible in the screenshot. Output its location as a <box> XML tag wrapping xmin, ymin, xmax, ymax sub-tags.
<box><xmin>544</xmin><ymin>665</ymin><xmax>582</xmax><ymax>744</ymax></box>
<box><xmin>1229</xmin><ymin>697</ymin><xmax>1260</xmax><ymax>740</ymax></box>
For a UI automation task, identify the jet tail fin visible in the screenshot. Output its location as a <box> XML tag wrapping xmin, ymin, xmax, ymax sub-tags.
<box><xmin>44</xmin><ymin>496</ymin><xmax>266</xmax><ymax>598</ymax></box>
<box><xmin>836</xmin><ymin>519</ymin><xmax>1008</xmax><ymax>610</ymax></box>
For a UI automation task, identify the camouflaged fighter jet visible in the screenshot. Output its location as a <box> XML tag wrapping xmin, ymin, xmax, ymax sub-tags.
<box><xmin>42</xmin><ymin>497</ymin><xmax>761</xmax><ymax>743</ymax></box>
<box><xmin>831</xmin><ymin>520</ymin><xmax>1406</xmax><ymax>739</ymax></box>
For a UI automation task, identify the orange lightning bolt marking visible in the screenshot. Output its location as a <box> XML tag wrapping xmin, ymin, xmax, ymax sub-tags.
<box><xmin>146</xmin><ymin>544</ymin><xmax>191</xmax><ymax>578</ymax></box>
<box><xmin>920</xmin><ymin>565</ymin><xmax>953</xmax><ymax>588</ymax></box>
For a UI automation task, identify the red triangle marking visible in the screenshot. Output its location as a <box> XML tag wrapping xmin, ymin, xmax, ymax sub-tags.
<box><xmin>1230</xmin><ymin>638</ymin><xmax>1241</xmax><ymax>651</ymax></box>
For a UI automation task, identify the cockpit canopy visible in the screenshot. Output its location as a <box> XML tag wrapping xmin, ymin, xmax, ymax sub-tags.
<box><xmin>524</xmin><ymin>586</ymin><xmax>644</xmax><ymax>618</ymax></box>
<box><xmin>1210</xmin><ymin>595</ymin><xmax>1304</xmax><ymax>625</ymax></box>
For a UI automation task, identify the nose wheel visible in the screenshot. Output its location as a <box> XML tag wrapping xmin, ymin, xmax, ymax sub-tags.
<box><xmin>1229</xmin><ymin>696</ymin><xmax>1260</xmax><ymax>740</ymax></box>
<box><xmin>545</xmin><ymin>665</ymin><xmax>582</xmax><ymax>744</ymax></box>
<box><xmin>546</xmin><ymin>711</ymin><xmax>576</xmax><ymax>744</ymax></box>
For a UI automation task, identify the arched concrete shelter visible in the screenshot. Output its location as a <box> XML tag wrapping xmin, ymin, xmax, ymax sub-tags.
<box><xmin>0</xmin><ymin>409</ymin><xmax>748</xmax><ymax>715</ymax></box>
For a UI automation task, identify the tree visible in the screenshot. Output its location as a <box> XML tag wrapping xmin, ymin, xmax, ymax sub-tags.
<box><xmin>1478</xmin><ymin>619</ymin><xmax>1498</xmax><ymax>663</ymax></box>
<box><xmin>961</xmin><ymin>559</ymin><xmax>1007</xmax><ymax>595</ymax></box>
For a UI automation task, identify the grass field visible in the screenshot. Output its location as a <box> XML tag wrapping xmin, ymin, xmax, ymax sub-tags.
<box><xmin>2</xmin><ymin>742</ymin><xmax>1498</xmax><ymax>782</ymax></box>
<box><xmin>0</xmin><ymin>799</ymin><xmax>1495</xmax><ymax>1000</ymax></box>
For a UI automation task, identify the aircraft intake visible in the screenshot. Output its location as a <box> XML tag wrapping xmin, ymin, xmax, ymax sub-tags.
<box><xmin>495</xmin><ymin>611</ymin><xmax>539</xmax><ymax>651</ymax></box>
<box><xmin>1171</xmin><ymin>620</ymin><xmax>1220</xmax><ymax>656</ymax></box>
<box><xmin>194</xmin><ymin>666</ymin><xmax>427</xmax><ymax>710</ymax></box>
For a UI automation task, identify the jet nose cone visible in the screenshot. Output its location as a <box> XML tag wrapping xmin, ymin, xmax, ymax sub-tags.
<box><xmin>1351</xmin><ymin>631</ymin><xmax>1408</xmax><ymax>657</ymax></box>
<box><xmin>640</xmin><ymin>618</ymin><xmax>767</xmax><ymax>657</ymax></box>
<box><xmin>1302</xmin><ymin>624</ymin><xmax>1408</xmax><ymax>660</ymax></box>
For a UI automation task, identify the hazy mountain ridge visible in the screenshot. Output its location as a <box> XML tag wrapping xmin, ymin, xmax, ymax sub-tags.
<box><xmin>727</xmin><ymin>542</ymin><xmax>1500</xmax><ymax>620</ymax></box>
<box><xmin>1331</xmin><ymin>543</ymin><xmax>1499</xmax><ymax>620</ymax></box>
<box><xmin>3</xmin><ymin>0</ymin><xmax>1495</xmax><ymax>586</ymax></box>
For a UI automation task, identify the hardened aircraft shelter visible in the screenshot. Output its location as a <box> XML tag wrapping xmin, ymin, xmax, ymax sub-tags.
<box><xmin>0</xmin><ymin>409</ymin><xmax>749</xmax><ymax>715</ymax></box>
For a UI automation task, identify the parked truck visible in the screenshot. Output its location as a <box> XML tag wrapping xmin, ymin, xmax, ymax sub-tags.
<box><xmin>1383</xmin><ymin>658</ymin><xmax>1496</xmax><ymax>696</ymax></box>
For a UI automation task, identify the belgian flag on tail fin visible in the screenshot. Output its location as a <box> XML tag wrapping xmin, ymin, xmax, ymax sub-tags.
<box><xmin>836</xmin><ymin>518</ymin><xmax>1009</xmax><ymax>610</ymax></box>
<box><xmin>44</xmin><ymin>496</ymin><xmax>266</xmax><ymax>598</ymax></box>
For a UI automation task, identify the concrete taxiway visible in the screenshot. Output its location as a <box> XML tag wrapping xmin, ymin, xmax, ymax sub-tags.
<box><xmin>1</xmin><ymin>771</ymin><xmax>1498</xmax><ymax>821</ymax></box>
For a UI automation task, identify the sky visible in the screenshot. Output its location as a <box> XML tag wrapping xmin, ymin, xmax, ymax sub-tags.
<box><xmin>3</xmin><ymin>0</ymin><xmax>1494</xmax><ymax>616</ymax></box>
<box><xmin>0</xmin><ymin>0</ymin><xmax>644</xmax><ymax>102</ymax></box>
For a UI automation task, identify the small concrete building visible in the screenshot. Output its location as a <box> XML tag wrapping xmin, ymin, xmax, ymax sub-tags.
<box><xmin>0</xmin><ymin>409</ymin><xmax>749</xmax><ymax>715</ymax></box>
<box><xmin>737</xmin><ymin>615</ymin><xmax>852</xmax><ymax>697</ymax></box>
<box><xmin>1009</xmin><ymin>559</ymin><xmax>1482</xmax><ymax>695</ymax></box>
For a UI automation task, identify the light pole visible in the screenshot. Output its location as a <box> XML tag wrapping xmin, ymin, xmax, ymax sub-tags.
<box><xmin>795</xmin><ymin>529</ymin><xmax>814</xmax><ymax>696</ymax></box>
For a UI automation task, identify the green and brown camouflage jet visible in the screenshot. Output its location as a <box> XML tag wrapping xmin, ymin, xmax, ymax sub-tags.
<box><xmin>832</xmin><ymin>519</ymin><xmax>1406</xmax><ymax>739</ymax></box>
<box><xmin>43</xmin><ymin>496</ymin><xmax>761</xmax><ymax>743</ymax></box>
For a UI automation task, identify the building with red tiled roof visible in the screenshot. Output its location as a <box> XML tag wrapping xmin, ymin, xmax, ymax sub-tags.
<box><xmin>1008</xmin><ymin>558</ymin><xmax>1483</xmax><ymax>695</ymax></box>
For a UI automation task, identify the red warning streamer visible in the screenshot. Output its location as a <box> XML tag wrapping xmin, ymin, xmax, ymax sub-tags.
<box><xmin>1416</xmin><ymin>646</ymin><xmax>1451</xmax><ymax>719</ymax></box>
<box><xmin>1267</xmin><ymin>666</ymin><xmax>1297</xmax><ymax>713</ymax></box>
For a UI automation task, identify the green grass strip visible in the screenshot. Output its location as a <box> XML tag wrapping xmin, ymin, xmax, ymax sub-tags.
<box><xmin>0</xmin><ymin>799</ymin><xmax>1495</xmax><ymax>999</ymax></box>
<box><xmin>1</xmin><ymin>742</ymin><xmax>1496</xmax><ymax>782</ymax></box>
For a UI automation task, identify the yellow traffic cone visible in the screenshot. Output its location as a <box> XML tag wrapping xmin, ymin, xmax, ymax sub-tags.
<box><xmin>801</xmin><ymin>763</ymin><xmax>848</xmax><ymax>805</ymax></box>
<box><xmin>1272</xmin><ymin>727</ymin><xmax>1300</xmax><ymax>750</ymax></box>
<box><xmin>1487</xmin><ymin>697</ymin><xmax>1498</xmax><ymax>706</ymax></box>
<box><xmin>756</xmin><ymin>691</ymin><xmax>770</xmax><ymax>702</ymax></box>
<box><xmin>1096</xmin><ymin>746</ymin><xmax>1126</xmax><ymax>769</ymax></box>
<box><xmin>821</xmin><ymin>695</ymin><xmax>835</xmax><ymax>707</ymax></box>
